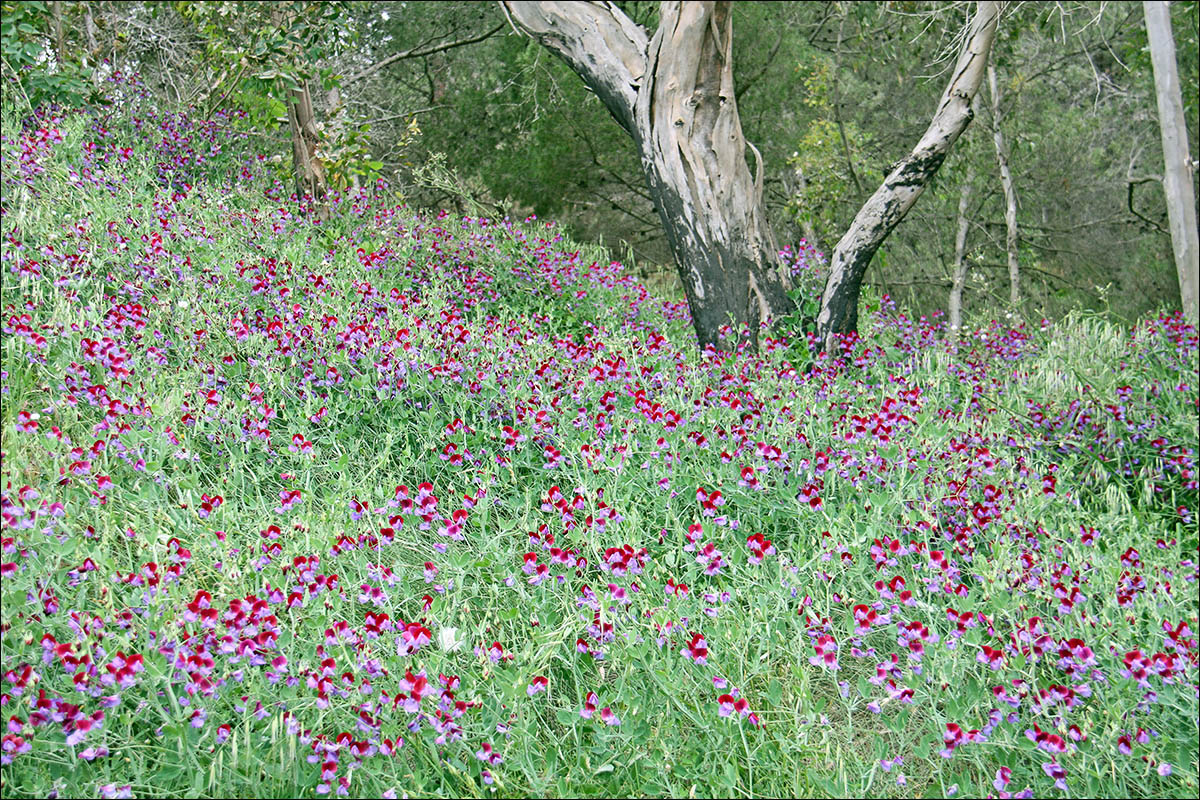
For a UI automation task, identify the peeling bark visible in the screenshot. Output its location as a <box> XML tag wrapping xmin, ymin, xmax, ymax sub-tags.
<box><xmin>816</xmin><ymin>1</ymin><xmax>998</xmax><ymax>351</ymax></box>
<box><xmin>503</xmin><ymin>1</ymin><xmax>794</xmax><ymax>350</ymax></box>
<box><xmin>270</xmin><ymin>6</ymin><xmax>329</xmax><ymax>220</ymax></box>
<box><xmin>285</xmin><ymin>81</ymin><xmax>329</xmax><ymax>220</ymax></box>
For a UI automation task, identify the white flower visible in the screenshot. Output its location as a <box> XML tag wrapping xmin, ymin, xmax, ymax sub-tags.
<box><xmin>438</xmin><ymin>627</ymin><xmax>461</xmax><ymax>652</ymax></box>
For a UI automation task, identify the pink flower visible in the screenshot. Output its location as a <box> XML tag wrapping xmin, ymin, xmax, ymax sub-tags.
<box><xmin>682</xmin><ymin>632</ymin><xmax>708</xmax><ymax>665</ymax></box>
<box><xmin>580</xmin><ymin>691</ymin><xmax>598</xmax><ymax>719</ymax></box>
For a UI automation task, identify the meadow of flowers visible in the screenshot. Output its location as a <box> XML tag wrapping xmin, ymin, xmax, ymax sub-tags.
<box><xmin>1</xmin><ymin>76</ymin><xmax>1197</xmax><ymax>799</ymax></box>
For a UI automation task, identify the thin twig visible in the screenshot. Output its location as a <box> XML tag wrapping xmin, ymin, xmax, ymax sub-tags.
<box><xmin>344</xmin><ymin>23</ymin><xmax>507</xmax><ymax>85</ymax></box>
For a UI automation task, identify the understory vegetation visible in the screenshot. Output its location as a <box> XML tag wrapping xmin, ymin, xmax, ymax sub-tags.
<box><xmin>1</xmin><ymin>75</ymin><xmax>1197</xmax><ymax>798</ymax></box>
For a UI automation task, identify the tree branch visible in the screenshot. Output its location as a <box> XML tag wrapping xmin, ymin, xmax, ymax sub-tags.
<box><xmin>1126</xmin><ymin>176</ymin><xmax>1169</xmax><ymax>235</ymax></box>
<box><xmin>502</xmin><ymin>1</ymin><xmax>648</xmax><ymax>137</ymax></box>
<box><xmin>344</xmin><ymin>23</ymin><xmax>508</xmax><ymax>85</ymax></box>
<box><xmin>817</xmin><ymin>0</ymin><xmax>999</xmax><ymax>347</ymax></box>
<box><xmin>734</xmin><ymin>28</ymin><xmax>783</xmax><ymax>103</ymax></box>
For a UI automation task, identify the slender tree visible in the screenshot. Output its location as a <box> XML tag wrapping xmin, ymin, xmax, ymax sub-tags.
<box><xmin>1144</xmin><ymin>0</ymin><xmax>1199</xmax><ymax>325</ymax></box>
<box><xmin>987</xmin><ymin>63</ymin><xmax>1020</xmax><ymax>308</ymax></box>
<box><xmin>948</xmin><ymin>162</ymin><xmax>975</xmax><ymax>339</ymax></box>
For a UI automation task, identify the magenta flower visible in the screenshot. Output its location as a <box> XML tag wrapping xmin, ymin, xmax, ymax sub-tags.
<box><xmin>809</xmin><ymin>634</ymin><xmax>839</xmax><ymax>670</ymax></box>
<box><xmin>581</xmin><ymin>691</ymin><xmax>598</xmax><ymax>719</ymax></box>
<box><xmin>276</xmin><ymin>489</ymin><xmax>301</xmax><ymax>513</ymax></box>
<box><xmin>475</xmin><ymin>741</ymin><xmax>503</xmax><ymax>765</ymax></box>
<box><xmin>682</xmin><ymin>632</ymin><xmax>709</xmax><ymax>665</ymax></box>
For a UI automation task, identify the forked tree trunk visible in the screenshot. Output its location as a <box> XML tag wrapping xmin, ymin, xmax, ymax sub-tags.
<box><xmin>816</xmin><ymin>1</ymin><xmax>998</xmax><ymax>351</ymax></box>
<box><xmin>636</xmin><ymin>2</ymin><xmax>794</xmax><ymax>348</ymax></box>
<box><xmin>988</xmin><ymin>64</ymin><xmax>1020</xmax><ymax>307</ymax></box>
<box><xmin>1144</xmin><ymin>1</ymin><xmax>1199</xmax><ymax>325</ymax></box>
<box><xmin>506</xmin><ymin>1</ymin><xmax>996</xmax><ymax>351</ymax></box>
<box><xmin>948</xmin><ymin>163</ymin><xmax>975</xmax><ymax>340</ymax></box>
<box><xmin>503</xmin><ymin>1</ymin><xmax>794</xmax><ymax>349</ymax></box>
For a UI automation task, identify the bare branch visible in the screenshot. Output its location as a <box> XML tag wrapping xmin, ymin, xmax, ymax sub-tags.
<box><xmin>502</xmin><ymin>1</ymin><xmax>648</xmax><ymax>137</ymax></box>
<box><xmin>343</xmin><ymin>23</ymin><xmax>507</xmax><ymax>85</ymax></box>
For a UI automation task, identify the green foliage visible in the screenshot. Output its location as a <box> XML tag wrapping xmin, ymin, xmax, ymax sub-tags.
<box><xmin>786</xmin><ymin>55</ymin><xmax>879</xmax><ymax>245</ymax></box>
<box><xmin>1</xmin><ymin>1</ymin><xmax>101</xmax><ymax>111</ymax></box>
<box><xmin>173</xmin><ymin>0</ymin><xmax>341</xmax><ymax>119</ymax></box>
<box><xmin>173</xmin><ymin>0</ymin><xmax>383</xmax><ymax>191</ymax></box>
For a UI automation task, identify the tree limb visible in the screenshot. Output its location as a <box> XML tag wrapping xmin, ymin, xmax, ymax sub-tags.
<box><xmin>817</xmin><ymin>1</ymin><xmax>999</xmax><ymax>349</ymax></box>
<box><xmin>502</xmin><ymin>1</ymin><xmax>648</xmax><ymax>137</ymax></box>
<box><xmin>343</xmin><ymin>23</ymin><xmax>508</xmax><ymax>85</ymax></box>
<box><xmin>1127</xmin><ymin>176</ymin><xmax>1169</xmax><ymax>234</ymax></box>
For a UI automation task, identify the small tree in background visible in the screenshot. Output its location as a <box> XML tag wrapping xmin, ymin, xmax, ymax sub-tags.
<box><xmin>1144</xmin><ymin>0</ymin><xmax>1199</xmax><ymax>325</ymax></box>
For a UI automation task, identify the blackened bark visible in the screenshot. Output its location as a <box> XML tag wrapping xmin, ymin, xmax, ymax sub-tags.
<box><xmin>634</xmin><ymin>1</ymin><xmax>794</xmax><ymax>349</ymax></box>
<box><xmin>817</xmin><ymin>1</ymin><xmax>998</xmax><ymax>351</ymax></box>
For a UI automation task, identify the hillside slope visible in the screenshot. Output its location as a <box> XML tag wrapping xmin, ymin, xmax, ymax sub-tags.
<box><xmin>2</xmin><ymin>76</ymin><xmax>1197</xmax><ymax>798</ymax></box>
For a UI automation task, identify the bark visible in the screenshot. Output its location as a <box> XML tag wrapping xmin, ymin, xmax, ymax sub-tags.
<box><xmin>52</xmin><ymin>1</ymin><xmax>65</xmax><ymax>63</ymax></box>
<box><xmin>948</xmin><ymin>163</ymin><xmax>975</xmax><ymax>339</ymax></box>
<box><xmin>269</xmin><ymin>7</ymin><xmax>329</xmax><ymax>218</ymax></box>
<box><xmin>503</xmin><ymin>1</ymin><xmax>795</xmax><ymax>350</ymax></box>
<box><xmin>83</xmin><ymin>3</ymin><xmax>98</xmax><ymax>56</ymax></box>
<box><xmin>1144</xmin><ymin>1</ymin><xmax>1199</xmax><ymax>325</ymax></box>
<box><xmin>816</xmin><ymin>1</ymin><xmax>998</xmax><ymax>351</ymax></box>
<box><xmin>285</xmin><ymin>81</ymin><xmax>329</xmax><ymax>219</ymax></box>
<box><xmin>635</xmin><ymin>2</ymin><xmax>794</xmax><ymax>348</ymax></box>
<box><xmin>988</xmin><ymin>64</ymin><xmax>1020</xmax><ymax>307</ymax></box>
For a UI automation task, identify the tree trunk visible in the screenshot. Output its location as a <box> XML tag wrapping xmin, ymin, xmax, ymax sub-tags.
<box><xmin>503</xmin><ymin>1</ymin><xmax>794</xmax><ymax>350</ymax></box>
<box><xmin>52</xmin><ymin>1</ymin><xmax>65</xmax><ymax>63</ymax></box>
<box><xmin>988</xmin><ymin>64</ymin><xmax>1020</xmax><ymax>308</ymax></box>
<box><xmin>948</xmin><ymin>163</ymin><xmax>975</xmax><ymax>340</ymax></box>
<box><xmin>269</xmin><ymin>6</ymin><xmax>329</xmax><ymax>220</ymax></box>
<box><xmin>1144</xmin><ymin>1</ymin><xmax>1199</xmax><ymax>325</ymax></box>
<box><xmin>83</xmin><ymin>3</ymin><xmax>99</xmax><ymax>57</ymax></box>
<box><xmin>816</xmin><ymin>1</ymin><xmax>998</xmax><ymax>351</ymax></box>
<box><xmin>635</xmin><ymin>2</ymin><xmax>794</xmax><ymax>349</ymax></box>
<box><xmin>285</xmin><ymin>80</ymin><xmax>329</xmax><ymax>220</ymax></box>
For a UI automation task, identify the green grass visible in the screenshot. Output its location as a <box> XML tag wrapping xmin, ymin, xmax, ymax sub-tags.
<box><xmin>0</xmin><ymin>83</ymin><xmax>1197</xmax><ymax>799</ymax></box>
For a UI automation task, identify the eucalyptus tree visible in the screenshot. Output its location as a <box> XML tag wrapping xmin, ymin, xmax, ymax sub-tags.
<box><xmin>1144</xmin><ymin>0</ymin><xmax>1199</xmax><ymax>324</ymax></box>
<box><xmin>501</xmin><ymin>0</ymin><xmax>997</xmax><ymax>350</ymax></box>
